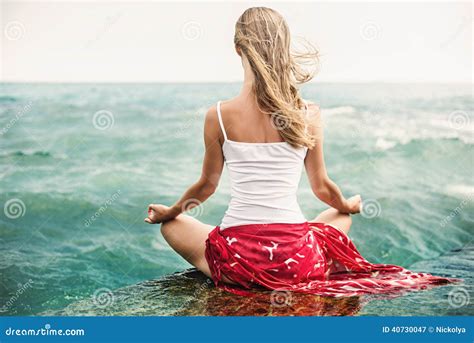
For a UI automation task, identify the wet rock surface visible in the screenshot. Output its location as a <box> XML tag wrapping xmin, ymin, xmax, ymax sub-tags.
<box><xmin>45</xmin><ymin>244</ymin><xmax>473</xmax><ymax>316</ymax></box>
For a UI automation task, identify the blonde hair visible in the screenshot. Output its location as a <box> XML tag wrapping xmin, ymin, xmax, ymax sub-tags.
<box><xmin>234</xmin><ymin>7</ymin><xmax>319</xmax><ymax>148</ymax></box>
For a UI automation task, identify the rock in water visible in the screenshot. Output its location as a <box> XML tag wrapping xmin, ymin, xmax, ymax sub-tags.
<box><xmin>45</xmin><ymin>244</ymin><xmax>473</xmax><ymax>316</ymax></box>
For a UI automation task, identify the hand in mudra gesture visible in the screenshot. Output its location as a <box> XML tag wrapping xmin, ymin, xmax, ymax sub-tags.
<box><xmin>144</xmin><ymin>204</ymin><xmax>174</xmax><ymax>224</ymax></box>
<box><xmin>345</xmin><ymin>195</ymin><xmax>362</xmax><ymax>214</ymax></box>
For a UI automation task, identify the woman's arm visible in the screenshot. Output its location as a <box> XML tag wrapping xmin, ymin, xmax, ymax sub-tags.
<box><xmin>145</xmin><ymin>106</ymin><xmax>224</xmax><ymax>223</ymax></box>
<box><xmin>304</xmin><ymin>104</ymin><xmax>360</xmax><ymax>214</ymax></box>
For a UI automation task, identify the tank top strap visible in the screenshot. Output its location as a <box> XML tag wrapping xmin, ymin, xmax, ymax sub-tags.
<box><xmin>216</xmin><ymin>101</ymin><xmax>228</xmax><ymax>141</ymax></box>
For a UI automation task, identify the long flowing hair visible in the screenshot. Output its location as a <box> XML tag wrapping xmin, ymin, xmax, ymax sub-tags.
<box><xmin>234</xmin><ymin>7</ymin><xmax>319</xmax><ymax>148</ymax></box>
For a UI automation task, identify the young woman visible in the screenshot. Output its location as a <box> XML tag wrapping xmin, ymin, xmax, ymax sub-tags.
<box><xmin>145</xmin><ymin>7</ymin><xmax>459</xmax><ymax>296</ymax></box>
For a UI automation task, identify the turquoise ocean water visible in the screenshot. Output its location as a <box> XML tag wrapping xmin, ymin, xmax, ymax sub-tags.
<box><xmin>0</xmin><ymin>83</ymin><xmax>472</xmax><ymax>316</ymax></box>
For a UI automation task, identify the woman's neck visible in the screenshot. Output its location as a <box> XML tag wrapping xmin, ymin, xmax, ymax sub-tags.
<box><xmin>239</xmin><ymin>55</ymin><xmax>255</xmax><ymax>99</ymax></box>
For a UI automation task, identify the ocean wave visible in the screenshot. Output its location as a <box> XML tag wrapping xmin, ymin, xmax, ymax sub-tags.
<box><xmin>0</xmin><ymin>96</ymin><xmax>17</xmax><ymax>103</ymax></box>
<box><xmin>0</xmin><ymin>150</ymin><xmax>52</xmax><ymax>158</ymax></box>
<box><xmin>322</xmin><ymin>106</ymin><xmax>356</xmax><ymax>116</ymax></box>
<box><xmin>429</xmin><ymin>118</ymin><xmax>474</xmax><ymax>143</ymax></box>
<box><xmin>375</xmin><ymin>138</ymin><xmax>397</xmax><ymax>151</ymax></box>
<box><xmin>1</xmin><ymin>83</ymin><xmax>472</xmax><ymax>316</ymax></box>
<box><xmin>367</xmin><ymin>117</ymin><xmax>474</xmax><ymax>150</ymax></box>
<box><xmin>445</xmin><ymin>185</ymin><xmax>474</xmax><ymax>199</ymax></box>
<box><xmin>326</xmin><ymin>107</ymin><xmax>473</xmax><ymax>146</ymax></box>
<box><xmin>373</xmin><ymin>136</ymin><xmax>470</xmax><ymax>151</ymax></box>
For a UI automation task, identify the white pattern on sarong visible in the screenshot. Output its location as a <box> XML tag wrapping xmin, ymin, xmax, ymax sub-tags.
<box><xmin>226</xmin><ymin>237</ymin><xmax>237</xmax><ymax>246</ymax></box>
<box><xmin>284</xmin><ymin>258</ymin><xmax>299</xmax><ymax>269</ymax></box>
<box><xmin>262</xmin><ymin>241</ymin><xmax>278</xmax><ymax>261</ymax></box>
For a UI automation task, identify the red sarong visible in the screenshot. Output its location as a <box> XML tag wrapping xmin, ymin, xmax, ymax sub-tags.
<box><xmin>205</xmin><ymin>222</ymin><xmax>461</xmax><ymax>297</ymax></box>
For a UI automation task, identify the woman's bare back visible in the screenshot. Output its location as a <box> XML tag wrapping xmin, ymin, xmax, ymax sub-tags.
<box><xmin>218</xmin><ymin>97</ymin><xmax>286</xmax><ymax>144</ymax></box>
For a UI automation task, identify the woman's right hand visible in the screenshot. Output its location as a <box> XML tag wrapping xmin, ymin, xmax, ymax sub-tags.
<box><xmin>344</xmin><ymin>195</ymin><xmax>362</xmax><ymax>214</ymax></box>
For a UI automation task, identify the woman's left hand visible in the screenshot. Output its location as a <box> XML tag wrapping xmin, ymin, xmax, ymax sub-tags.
<box><xmin>144</xmin><ymin>204</ymin><xmax>174</xmax><ymax>224</ymax></box>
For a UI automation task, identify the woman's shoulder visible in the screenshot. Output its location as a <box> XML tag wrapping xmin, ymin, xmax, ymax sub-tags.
<box><xmin>204</xmin><ymin>104</ymin><xmax>219</xmax><ymax>130</ymax></box>
<box><xmin>203</xmin><ymin>100</ymin><xmax>237</xmax><ymax>137</ymax></box>
<box><xmin>303</xmin><ymin>100</ymin><xmax>321</xmax><ymax>115</ymax></box>
<box><xmin>303</xmin><ymin>100</ymin><xmax>321</xmax><ymax>122</ymax></box>
<box><xmin>205</xmin><ymin>98</ymin><xmax>242</xmax><ymax>122</ymax></box>
<box><xmin>303</xmin><ymin>100</ymin><xmax>323</xmax><ymax>138</ymax></box>
<box><xmin>205</xmin><ymin>97</ymin><xmax>238</xmax><ymax>113</ymax></box>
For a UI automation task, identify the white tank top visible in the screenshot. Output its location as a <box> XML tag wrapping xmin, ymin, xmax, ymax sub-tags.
<box><xmin>217</xmin><ymin>101</ymin><xmax>308</xmax><ymax>229</ymax></box>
